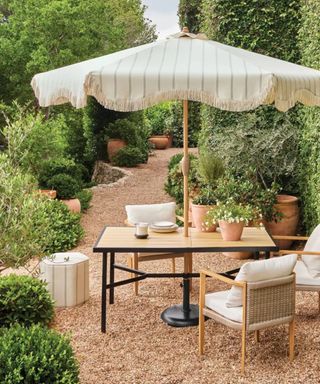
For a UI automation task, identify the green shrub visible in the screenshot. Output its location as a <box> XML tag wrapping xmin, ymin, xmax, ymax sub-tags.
<box><xmin>0</xmin><ymin>324</ymin><xmax>79</xmax><ymax>383</ymax></box>
<box><xmin>165</xmin><ymin>153</ymin><xmax>200</xmax><ymax>204</ymax></box>
<box><xmin>75</xmin><ymin>189</ymin><xmax>93</xmax><ymax>212</ymax></box>
<box><xmin>47</xmin><ymin>173</ymin><xmax>81</xmax><ymax>200</ymax></box>
<box><xmin>145</xmin><ymin>102</ymin><xmax>173</xmax><ymax>136</ymax></box>
<box><xmin>112</xmin><ymin>146</ymin><xmax>145</xmax><ymax>167</ymax></box>
<box><xmin>39</xmin><ymin>158</ymin><xmax>84</xmax><ymax>188</ymax></box>
<box><xmin>34</xmin><ymin>200</ymin><xmax>84</xmax><ymax>254</ymax></box>
<box><xmin>0</xmin><ymin>275</ymin><xmax>54</xmax><ymax>328</ymax></box>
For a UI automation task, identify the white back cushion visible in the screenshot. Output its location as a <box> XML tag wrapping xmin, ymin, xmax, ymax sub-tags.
<box><xmin>302</xmin><ymin>224</ymin><xmax>320</xmax><ymax>278</ymax></box>
<box><xmin>225</xmin><ymin>254</ymin><xmax>297</xmax><ymax>308</ymax></box>
<box><xmin>125</xmin><ymin>202</ymin><xmax>176</xmax><ymax>225</ymax></box>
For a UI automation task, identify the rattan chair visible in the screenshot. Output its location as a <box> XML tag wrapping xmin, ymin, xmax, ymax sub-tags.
<box><xmin>274</xmin><ymin>224</ymin><xmax>320</xmax><ymax>313</ymax></box>
<box><xmin>199</xmin><ymin>270</ymin><xmax>295</xmax><ymax>375</ymax></box>
<box><xmin>125</xmin><ymin>203</ymin><xmax>192</xmax><ymax>295</ymax></box>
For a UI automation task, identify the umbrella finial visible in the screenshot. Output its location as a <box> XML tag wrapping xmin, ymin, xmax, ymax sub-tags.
<box><xmin>182</xmin><ymin>26</ymin><xmax>189</xmax><ymax>33</ymax></box>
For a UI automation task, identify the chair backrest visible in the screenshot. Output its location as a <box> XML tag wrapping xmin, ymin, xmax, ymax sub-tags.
<box><xmin>226</xmin><ymin>254</ymin><xmax>297</xmax><ymax>308</ymax></box>
<box><xmin>246</xmin><ymin>274</ymin><xmax>295</xmax><ymax>331</ymax></box>
<box><xmin>125</xmin><ymin>202</ymin><xmax>176</xmax><ymax>225</ymax></box>
<box><xmin>302</xmin><ymin>224</ymin><xmax>320</xmax><ymax>278</ymax></box>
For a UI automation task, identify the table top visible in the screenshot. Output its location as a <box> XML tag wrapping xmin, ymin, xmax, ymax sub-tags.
<box><xmin>93</xmin><ymin>226</ymin><xmax>277</xmax><ymax>253</ymax></box>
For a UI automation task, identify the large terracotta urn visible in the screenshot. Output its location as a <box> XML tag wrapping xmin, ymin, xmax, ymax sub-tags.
<box><xmin>265</xmin><ymin>194</ymin><xmax>299</xmax><ymax>249</ymax></box>
<box><xmin>61</xmin><ymin>198</ymin><xmax>81</xmax><ymax>214</ymax></box>
<box><xmin>107</xmin><ymin>139</ymin><xmax>126</xmax><ymax>160</ymax></box>
<box><xmin>148</xmin><ymin>135</ymin><xmax>169</xmax><ymax>149</ymax></box>
<box><xmin>38</xmin><ymin>189</ymin><xmax>57</xmax><ymax>199</ymax></box>
<box><xmin>191</xmin><ymin>204</ymin><xmax>216</xmax><ymax>232</ymax></box>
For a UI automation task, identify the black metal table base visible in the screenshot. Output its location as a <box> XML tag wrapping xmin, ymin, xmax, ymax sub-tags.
<box><xmin>161</xmin><ymin>304</ymin><xmax>199</xmax><ymax>327</ymax></box>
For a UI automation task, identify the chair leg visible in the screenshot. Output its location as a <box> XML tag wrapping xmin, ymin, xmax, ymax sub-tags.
<box><xmin>289</xmin><ymin>320</ymin><xmax>295</xmax><ymax>362</ymax></box>
<box><xmin>127</xmin><ymin>255</ymin><xmax>133</xmax><ymax>278</ymax></box>
<box><xmin>199</xmin><ymin>272</ymin><xmax>205</xmax><ymax>355</ymax></box>
<box><xmin>254</xmin><ymin>330</ymin><xmax>260</xmax><ymax>343</ymax></box>
<box><xmin>133</xmin><ymin>253</ymin><xmax>139</xmax><ymax>295</ymax></box>
<box><xmin>318</xmin><ymin>292</ymin><xmax>320</xmax><ymax>314</ymax></box>
<box><xmin>241</xmin><ymin>327</ymin><xmax>246</xmax><ymax>375</ymax></box>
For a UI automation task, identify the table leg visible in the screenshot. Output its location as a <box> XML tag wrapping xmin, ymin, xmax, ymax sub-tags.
<box><xmin>101</xmin><ymin>252</ymin><xmax>108</xmax><ymax>333</ymax></box>
<box><xmin>161</xmin><ymin>253</ymin><xmax>198</xmax><ymax>327</ymax></box>
<box><xmin>109</xmin><ymin>252</ymin><xmax>115</xmax><ymax>305</ymax></box>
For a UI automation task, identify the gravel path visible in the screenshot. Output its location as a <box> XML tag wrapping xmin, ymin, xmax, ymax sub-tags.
<box><xmin>55</xmin><ymin>149</ymin><xmax>320</xmax><ymax>384</ymax></box>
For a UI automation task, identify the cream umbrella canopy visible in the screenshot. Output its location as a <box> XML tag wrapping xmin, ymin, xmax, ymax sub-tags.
<box><xmin>31</xmin><ymin>28</ymin><xmax>320</xmax><ymax>236</ymax></box>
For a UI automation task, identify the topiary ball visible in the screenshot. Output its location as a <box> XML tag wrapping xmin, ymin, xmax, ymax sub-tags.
<box><xmin>47</xmin><ymin>173</ymin><xmax>81</xmax><ymax>200</ymax></box>
<box><xmin>0</xmin><ymin>275</ymin><xmax>54</xmax><ymax>328</ymax></box>
<box><xmin>0</xmin><ymin>324</ymin><xmax>79</xmax><ymax>383</ymax></box>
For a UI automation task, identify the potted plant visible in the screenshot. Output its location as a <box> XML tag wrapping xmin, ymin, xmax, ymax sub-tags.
<box><xmin>47</xmin><ymin>173</ymin><xmax>81</xmax><ymax>213</ymax></box>
<box><xmin>191</xmin><ymin>152</ymin><xmax>225</xmax><ymax>232</ymax></box>
<box><xmin>145</xmin><ymin>103</ymin><xmax>173</xmax><ymax>149</ymax></box>
<box><xmin>205</xmin><ymin>201</ymin><xmax>257</xmax><ymax>241</ymax></box>
<box><xmin>105</xmin><ymin>119</ymin><xmax>128</xmax><ymax>160</ymax></box>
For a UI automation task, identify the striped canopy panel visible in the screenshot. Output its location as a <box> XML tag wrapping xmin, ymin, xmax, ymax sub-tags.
<box><xmin>31</xmin><ymin>31</ymin><xmax>320</xmax><ymax>112</ymax></box>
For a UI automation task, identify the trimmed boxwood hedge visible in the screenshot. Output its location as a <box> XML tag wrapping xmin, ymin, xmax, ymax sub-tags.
<box><xmin>0</xmin><ymin>324</ymin><xmax>79</xmax><ymax>383</ymax></box>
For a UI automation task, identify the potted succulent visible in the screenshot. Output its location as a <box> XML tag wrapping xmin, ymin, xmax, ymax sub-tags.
<box><xmin>47</xmin><ymin>173</ymin><xmax>82</xmax><ymax>213</ymax></box>
<box><xmin>205</xmin><ymin>200</ymin><xmax>257</xmax><ymax>241</ymax></box>
<box><xmin>191</xmin><ymin>152</ymin><xmax>225</xmax><ymax>232</ymax></box>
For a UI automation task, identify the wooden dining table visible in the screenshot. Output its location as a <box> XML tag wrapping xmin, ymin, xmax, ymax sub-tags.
<box><xmin>93</xmin><ymin>226</ymin><xmax>278</xmax><ymax>332</ymax></box>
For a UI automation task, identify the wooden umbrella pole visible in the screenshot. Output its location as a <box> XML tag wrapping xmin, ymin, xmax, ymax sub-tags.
<box><xmin>182</xmin><ymin>99</ymin><xmax>189</xmax><ymax>237</ymax></box>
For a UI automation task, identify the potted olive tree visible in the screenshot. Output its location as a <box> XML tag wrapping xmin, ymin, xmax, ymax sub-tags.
<box><xmin>191</xmin><ymin>151</ymin><xmax>225</xmax><ymax>232</ymax></box>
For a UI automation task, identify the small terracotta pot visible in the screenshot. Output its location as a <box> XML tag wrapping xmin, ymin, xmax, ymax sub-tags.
<box><xmin>191</xmin><ymin>203</ymin><xmax>216</xmax><ymax>232</ymax></box>
<box><xmin>107</xmin><ymin>139</ymin><xmax>126</xmax><ymax>160</ymax></box>
<box><xmin>61</xmin><ymin>198</ymin><xmax>81</xmax><ymax>213</ymax></box>
<box><xmin>219</xmin><ymin>220</ymin><xmax>245</xmax><ymax>241</ymax></box>
<box><xmin>265</xmin><ymin>194</ymin><xmax>299</xmax><ymax>249</ymax></box>
<box><xmin>38</xmin><ymin>189</ymin><xmax>57</xmax><ymax>199</ymax></box>
<box><xmin>148</xmin><ymin>135</ymin><xmax>169</xmax><ymax>149</ymax></box>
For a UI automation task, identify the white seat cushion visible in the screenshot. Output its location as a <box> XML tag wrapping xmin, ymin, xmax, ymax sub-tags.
<box><xmin>125</xmin><ymin>202</ymin><xmax>176</xmax><ymax>225</ymax></box>
<box><xmin>225</xmin><ymin>254</ymin><xmax>297</xmax><ymax>308</ymax></box>
<box><xmin>205</xmin><ymin>290</ymin><xmax>243</xmax><ymax>323</ymax></box>
<box><xmin>301</xmin><ymin>224</ymin><xmax>320</xmax><ymax>278</ymax></box>
<box><xmin>295</xmin><ymin>260</ymin><xmax>320</xmax><ymax>286</ymax></box>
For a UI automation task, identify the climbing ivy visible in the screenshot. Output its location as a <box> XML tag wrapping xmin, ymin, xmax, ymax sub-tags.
<box><xmin>298</xmin><ymin>0</ymin><xmax>320</xmax><ymax>233</ymax></box>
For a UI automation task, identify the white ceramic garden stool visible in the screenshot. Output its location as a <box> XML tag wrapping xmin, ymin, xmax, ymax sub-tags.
<box><xmin>40</xmin><ymin>252</ymin><xmax>89</xmax><ymax>307</ymax></box>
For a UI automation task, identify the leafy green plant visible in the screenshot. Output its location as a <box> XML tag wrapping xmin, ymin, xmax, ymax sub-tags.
<box><xmin>165</xmin><ymin>153</ymin><xmax>200</xmax><ymax>204</ymax></box>
<box><xmin>75</xmin><ymin>189</ymin><xmax>93</xmax><ymax>212</ymax></box>
<box><xmin>205</xmin><ymin>201</ymin><xmax>257</xmax><ymax>226</ymax></box>
<box><xmin>0</xmin><ymin>275</ymin><xmax>54</xmax><ymax>328</ymax></box>
<box><xmin>47</xmin><ymin>173</ymin><xmax>81</xmax><ymax>200</ymax></box>
<box><xmin>0</xmin><ymin>324</ymin><xmax>79</xmax><ymax>383</ymax></box>
<box><xmin>198</xmin><ymin>150</ymin><xmax>225</xmax><ymax>186</ymax></box>
<box><xmin>34</xmin><ymin>200</ymin><xmax>84</xmax><ymax>254</ymax></box>
<box><xmin>214</xmin><ymin>171</ymin><xmax>281</xmax><ymax>222</ymax></box>
<box><xmin>145</xmin><ymin>102</ymin><xmax>173</xmax><ymax>136</ymax></box>
<box><xmin>38</xmin><ymin>158</ymin><xmax>84</xmax><ymax>188</ymax></box>
<box><xmin>192</xmin><ymin>186</ymin><xmax>216</xmax><ymax>206</ymax></box>
<box><xmin>112</xmin><ymin>146</ymin><xmax>145</xmax><ymax>167</ymax></box>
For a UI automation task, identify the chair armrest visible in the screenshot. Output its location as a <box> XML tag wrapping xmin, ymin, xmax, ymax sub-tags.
<box><xmin>200</xmin><ymin>269</ymin><xmax>245</xmax><ymax>287</ymax></box>
<box><xmin>176</xmin><ymin>215</ymin><xmax>193</xmax><ymax>226</ymax></box>
<box><xmin>273</xmin><ymin>235</ymin><xmax>309</xmax><ymax>241</ymax></box>
<box><xmin>278</xmin><ymin>250</ymin><xmax>320</xmax><ymax>256</ymax></box>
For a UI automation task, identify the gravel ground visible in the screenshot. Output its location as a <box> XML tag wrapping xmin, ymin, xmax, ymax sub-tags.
<box><xmin>53</xmin><ymin>148</ymin><xmax>320</xmax><ymax>384</ymax></box>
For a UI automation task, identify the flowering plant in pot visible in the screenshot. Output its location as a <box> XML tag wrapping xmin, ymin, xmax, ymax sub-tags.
<box><xmin>205</xmin><ymin>200</ymin><xmax>258</xmax><ymax>241</ymax></box>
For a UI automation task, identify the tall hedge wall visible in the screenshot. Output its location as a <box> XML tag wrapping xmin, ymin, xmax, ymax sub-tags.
<box><xmin>298</xmin><ymin>0</ymin><xmax>320</xmax><ymax>232</ymax></box>
<box><xmin>199</xmin><ymin>0</ymin><xmax>301</xmax><ymax>192</ymax></box>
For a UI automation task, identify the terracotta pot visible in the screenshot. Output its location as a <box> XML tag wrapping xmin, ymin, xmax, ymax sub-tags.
<box><xmin>107</xmin><ymin>139</ymin><xmax>126</xmax><ymax>160</ymax></box>
<box><xmin>148</xmin><ymin>135</ymin><xmax>169</xmax><ymax>149</ymax></box>
<box><xmin>219</xmin><ymin>220</ymin><xmax>245</xmax><ymax>241</ymax></box>
<box><xmin>166</xmin><ymin>134</ymin><xmax>173</xmax><ymax>148</ymax></box>
<box><xmin>223</xmin><ymin>251</ymin><xmax>253</xmax><ymax>260</ymax></box>
<box><xmin>265</xmin><ymin>194</ymin><xmax>299</xmax><ymax>249</ymax></box>
<box><xmin>191</xmin><ymin>203</ymin><xmax>216</xmax><ymax>232</ymax></box>
<box><xmin>61</xmin><ymin>198</ymin><xmax>81</xmax><ymax>213</ymax></box>
<box><xmin>38</xmin><ymin>189</ymin><xmax>57</xmax><ymax>199</ymax></box>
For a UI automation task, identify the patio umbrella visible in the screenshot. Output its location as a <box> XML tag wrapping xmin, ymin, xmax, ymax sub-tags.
<box><xmin>31</xmin><ymin>28</ymin><xmax>320</xmax><ymax>237</ymax></box>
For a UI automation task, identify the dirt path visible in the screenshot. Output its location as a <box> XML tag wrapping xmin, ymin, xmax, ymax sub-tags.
<box><xmin>55</xmin><ymin>149</ymin><xmax>319</xmax><ymax>384</ymax></box>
